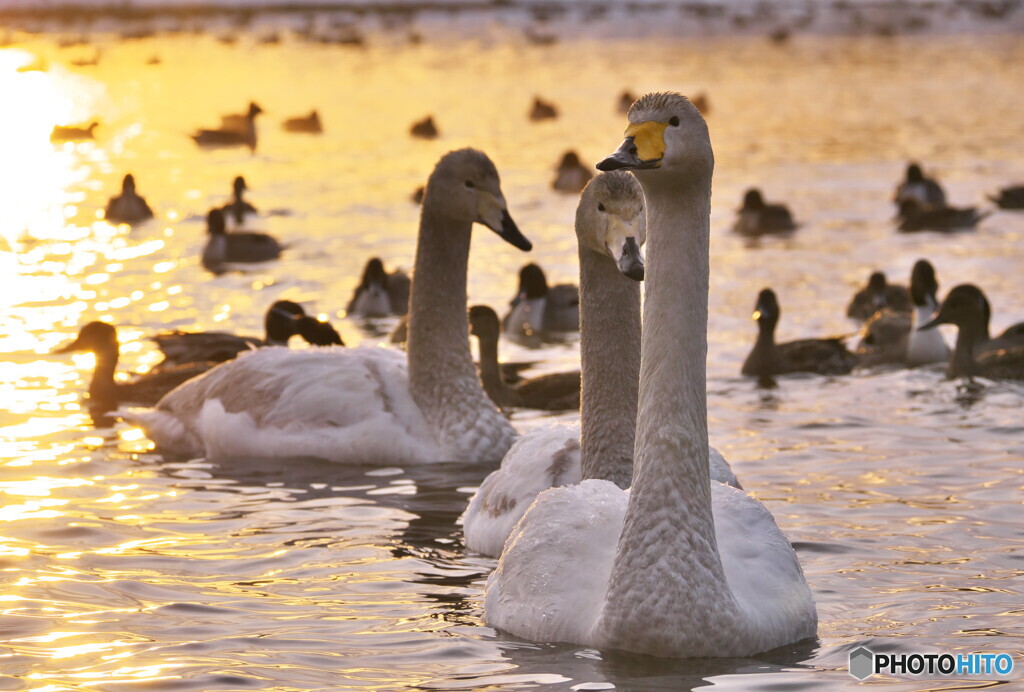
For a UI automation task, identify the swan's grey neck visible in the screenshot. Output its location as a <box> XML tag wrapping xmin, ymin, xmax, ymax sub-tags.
<box><xmin>578</xmin><ymin>244</ymin><xmax>639</xmax><ymax>489</ymax></box>
<box><xmin>600</xmin><ymin>169</ymin><xmax>742</xmax><ymax>654</ymax></box>
<box><xmin>408</xmin><ymin>202</ymin><xmax>496</xmax><ymax>437</ymax></box>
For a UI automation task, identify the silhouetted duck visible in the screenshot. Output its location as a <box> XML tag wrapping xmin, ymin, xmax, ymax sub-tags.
<box><xmin>294</xmin><ymin>315</ymin><xmax>344</xmax><ymax>346</ymax></box>
<box><xmin>282</xmin><ymin>110</ymin><xmax>323</xmax><ymax>134</ymax></box>
<box><xmin>105</xmin><ymin>174</ymin><xmax>154</xmax><ymax>224</ymax></box>
<box><xmin>503</xmin><ymin>263</ymin><xmax>579</xmax><ymax>336</ymax></box>
<box><xmin>919</xmin><ymin>284</ymin><xmax>1024</xmax><ymax>379</ymax></box>
<box><xmin>220</xmin><ymin>176</ymin><xmax>257</xmax><ymax>226</ymax></box>
<box><xmin>733</xmin><ymin>188</ymin><xmax>797</xmax><ymax>235</ymax></box>
<box><xmin>410</xmin><ymin>116</ymin><xmax>439</xmax><ymax>139</ymax></box>
<box><xmin>54</xmin><ymin>322</ymin><xmax>212</xmax><ymax>412</ymax></box>
<box><xmin>193</xmin><ymin>103</ymin><xmax>261</xmax><ymax>150</ymax></box>
<box><xmin>846</xmin><ymin>270</ymin><xmax>911</xmax><ymax>321</ymax></box>
<box><xmin>742</xmin><ymin>288</ymin><xmax>856</xmax><ymax>377</ymax></box>
<box><xmin>201</xmin><ymin>208</ymin><xmax>282</xmax><ymax>271</ymax></box>
<box><xmin>470</xmin><ymin>305</ymin><xmax>580</xmax><ymax>411</ymax></box>
<box><xmin>51</xmin><ymin>122</ymin><xmax>97</xmax><ymax>142</ymax></box>
<box><xmin>897</xmin><ymin>199</ymin><xmax>987</xmax><ymax>232</ymax></box>
<box><xmin>219</xmin><ymin>102</ymin><xmax>264</xmax><ymax>133</ymax></box>
<box><xmin>894</xmin><ymin>162</ymin><xmax>946</xmax><ymax>210</ymax></box>
<box><xmin>988</xmin><ymin>185</ymin><xmax>1024</xmax><ymax>210</ymax></box>
<box><xmin>346</xmin><ymin>258</ymin><xmax>411</xmax><ymax>317</ymax></box>
<box><xmin>529</xmin><ymin>97</ymin><xmax>558</xmax><ymax>121</ymax></box>
<box><xmin>552</xmin><ymin>151</ymin><xmax>592</xmax><ymax>193</ymax></box>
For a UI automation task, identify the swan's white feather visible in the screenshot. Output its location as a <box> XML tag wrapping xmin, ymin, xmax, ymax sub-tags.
<box><xmin>462</xmin><ymin>423</ymin><xmax>740</xmax><ymax>557</ymax></box>
<box><xmin>125</xmin><ymin>345</ymin><xmax>447</xmax><ymax>463</ymax></box>
<box><xmin>485</xmin><ymin>480</ymin><xmax>816</xmax><ymax>651</ymax></box>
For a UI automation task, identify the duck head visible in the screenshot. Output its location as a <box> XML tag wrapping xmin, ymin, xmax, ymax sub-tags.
<box><xmin>232</xmin><ymin>176</ymin><xmax>248</xmax><ymax>196</ymax></box>
<box><xmin>918</xmin><ymin>284</ymin><xmax>989</xmax><ymax>334</ymax></box>
<box><xmin>54</xmin><ymin>321</ymin><xmax>119</xmax><ymax>357</ymax></box>
<box><xmin>741</xmin><ymin>188</ymin><xmax>765</xmax><ymax>211</ymax></box>
<box><xmin>516</xmin><ymin>264</ymin><xmax>548</xmax><ymax>300</ymax></box>
<box><xmin>597</xmin><ymin>92</ymin><xmax>712</xmax><ymax>179</ymax></box>
<box><xmin>576</xmin><ymin>171</ymin><xmax>646</xmax><ymax>281</ymax></box>
<box><xmin>469</xmin><ymin>304</ymin><xmax>502</xmax><ymax>340</ymax></box>
<box><xmin>425</xmin><ymin>149</ymin><xmax>532</xmax><ymax>251</ymax></box>
<box><xmin>122</xmin><ymin>174</ymin><xmax>137</xmax><ymax>194</ymax></box>
<box><xmin>360</xmin><ymin>258</ymin><xmax>388</xmax><ymax>290</ymax></box>
<box><xmin>265</xmin><ymin>300</ymin><xmax>306</xmax><ymax>344</ymax></box>
<box><xmin>206</xmin><ymin>208</ymin><xmax>227</xmax><ymax>236</ymax></box>
<box><xmin>906</xmin><ymin>163</ymin><xmax>924</xmax><ymax>183</ymax></box>
<box><xmin>909</xmin><ymin>259</ymin><xmax>940</xmax><ymax>309</ymax></box>
<box><xmin>867</xmin><ymin>271</ymin><xmax>888</xmax><ymax>307</ymax></box>
<box><xmin>247</xmin><ymin>102</ymin><xmax>263</xmax><ymax>118</ymax></box>
<box><xmin>752</xmin><ymin>288</ymin><xmax>781</xmax><ymax>332</ymax></box>
<box><xmin>558</xmin><ymin>151</ymin><xmax>582</xmax><ymax>170</ymax></box>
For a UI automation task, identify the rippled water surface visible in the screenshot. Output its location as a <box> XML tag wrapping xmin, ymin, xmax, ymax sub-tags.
<box><xmin>0</xmin><ymin>8</ymin><xmax>1023</xmax><ymax>691</ymax></box>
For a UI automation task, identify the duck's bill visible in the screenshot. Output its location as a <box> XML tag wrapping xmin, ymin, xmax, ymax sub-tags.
<box><xmin>917</xmin><ymin>313</ymin><xmax>945</xmax><ymax>331</ymax></box>
<box><xmin>53</xmin><ymin>337</ymin><xmax>84</xmax><ymax>354</ymax></box>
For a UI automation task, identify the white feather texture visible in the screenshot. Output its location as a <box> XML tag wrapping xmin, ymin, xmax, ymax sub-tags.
<box><xmin>462</xmin><ymin>423</ymin><xmax>739</xmax><ymax>557</ymax></box>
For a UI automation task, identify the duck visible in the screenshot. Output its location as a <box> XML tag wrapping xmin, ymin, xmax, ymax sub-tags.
<box><xmin>104</xmin><ymin>174</ymin><xmax>154</xmax><ymax>225</ymax></box>
<box><xmin>846</xmin><ymin>270</ymin><xmax>911</xmax><ymax>321</ymax></box>
<box><xmin>733</xmin><ymin>188</ymin><xmax>797</xmax><ymax>235</ymax></box>
<box><xmin>464</xmin><ymin>171</ymin><xmax>740</xmax><ymax>557</ymax></box>
<box><xmin>218</xmin><ymin>102</ymin><xmax>264</xmax><ymax>133</ymax></box>
<box><xmin>503</xmin><ymin>263</ymin><xmax>579</xmax><ymax>336</ymax></box>
<box><xmin>53</xmin><ymin>322</ymin><xmax>213</xmax><ymax>414</ymax></box>
<box><xmin>485</xmin><ymin>92</ymin><xmax>816</xmax><ymax>658</ymax></box>
<box><xmin>529</xmin><ymin>97</ymin><xmax>558</xmax><ymax>121</ymax></box>
<box><xmin>50</xmin><ymin>122</ymin><xmax>97</xmax><ymax>142</ymax></box>
<box><xmin>282</xmin><ymin>110</ymin><xmax>323</xmax><ymax>134</ymax></box>
<box><xmin>346</xmin><ymin>258</ymin><xmax>411</xmax><ymax>318</ymax></box>
<box><xmin>293</xmin><ymin>314</ymin><xmax>344</xmax><ymax>346</ymax></box>
<box><xmin>220</xmin><ymin>176</ymin><xmax>257</xmax><ymax>226</ymax></box>
<box><xmin>152</xmin><ymin>300</ymin><xmax>331</xmax><ymax>366</ymax></box>
<box><xmin>551</xmin><ymin>151</ymin><xmax>593</xmax><ymax>193</ymax></box>
<box><xmin>897</xmin><ymin>199</ymin><xmax>987</xmax><ymax>232</ymax></box>
<box><xmin>742</xmin><ymin>288</ymin><xmax>857</xmax><ymax>377</ymax></box>
<box><xmin>988</xmin><ymin>185</ymin><xmax>1024</xmax><ymax>210</ymax></box>
<box><xmin>410</xmin><ymin>116</ymin><xmax>439</xmax><ymax>139</ymax></box>
<box><xmin>201</xmin><ymin>208</ymin><xmax>283</xmax><ymax>271</ymax></box>
<box><xmin>469</xmin><ymin>305</ymin><xmax>580</xmax><ymax>412</ymax></box>
<box><xmin>918</xmin><ymin>284</ymin><xmax>1024</xmax><ymax>379</ymax></box>
<box><xmin>124</xmin><ymin>149</ymin><xmax>532</xmax><ymax>464</ymax></box>
<box><xmin>193</xmin><ymin>102</ymin><xmax>261</xmax><ymax>150</ymax></box>
<box><xmin>894</xmin><ymin>162</ymin><xmax>946</xmax><ymax>211</ymax></box>
<box><xmin>856</xmin><ymin>259</ymin><xmax>950</xmax><ymax>367</ymax></box>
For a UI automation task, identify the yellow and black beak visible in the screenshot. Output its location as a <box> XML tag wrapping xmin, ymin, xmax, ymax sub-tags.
<box><xmin>597</xmin><ymin>121</ymin><xmax>668</xmax><ymax>171</ymax></box>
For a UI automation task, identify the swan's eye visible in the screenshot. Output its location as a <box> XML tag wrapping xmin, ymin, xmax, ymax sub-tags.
<box><xmin>465</xmin><ymin>181</ymin><xmax>475</xmax><ymax>189</ymax></box>
<box><xmin>597</xmin><ymin>203</ymin><xmax>606</xmax><ymax>212</ymax></box>
<box><xmin>669</xmin><ymin>116</ymin><xmax>680</xmax><ymax>127</ymax></box>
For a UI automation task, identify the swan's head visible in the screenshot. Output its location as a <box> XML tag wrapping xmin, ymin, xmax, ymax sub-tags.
<box><xmin>597</xmin><ymin>92</ymin><xmax>711</xmax><ymax>179</ymax></box>
<box><xmin>909</xmin><ymin>259</ymin><xmax>939</xmax><ymax>309</ymax></box>
<box><xmin>752</xmin><ymin>288</ymin><xmax>780</xmax><ymax>329</ymax></box>
<box><xmin>576</xmin><ymin>171</ymin><xmax>646</xmax><ymax>281</ymax></box>
<box><xmin>424</xmin><ymin>149</ymin><xmax>532</xmax><ymax>251</ymax></box>
<box><xmin>918</xmin><ymin>284</ymin><xmax>989</xmax><ymax>333</ymax></box>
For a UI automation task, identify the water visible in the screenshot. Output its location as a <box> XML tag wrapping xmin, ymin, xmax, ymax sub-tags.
<box><xmin>1</xmin><ymin>6</ymin><xmax>1023</xmax><ymax>690</ymax></box>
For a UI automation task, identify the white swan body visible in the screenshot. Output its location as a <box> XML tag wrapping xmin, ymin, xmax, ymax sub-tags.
<box><xmin>484</xmin><ymin>93</ymin><xmax>816</xmax><ymax>658</ymax></box>
<box><xmin>127</xmin><ymin>149</ymin><xmax>531</xmax><ymax>464</ymax></box>
<box><xmin>464</xmin><ymin>422</ymin><xmax>739</xmax><ymax>556</ymax></box>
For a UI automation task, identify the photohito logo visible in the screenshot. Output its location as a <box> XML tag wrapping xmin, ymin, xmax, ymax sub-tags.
<box><xmin>849</xmin><ymin>646</ymin><xmax>1015</xmax><ymax>680</ymax></box>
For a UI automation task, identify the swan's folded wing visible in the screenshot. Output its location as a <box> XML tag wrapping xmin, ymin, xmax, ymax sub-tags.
<box><xmin>125</xmin><ymin>346</ymin><xmax>440</xmax><ymax>464</ymax></box>
<box><xmin>463</xmin><ymin>423</ymin><xmax>581</xmax><ymax>557</ymax></box>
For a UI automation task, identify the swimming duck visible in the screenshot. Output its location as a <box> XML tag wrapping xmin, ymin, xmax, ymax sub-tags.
<box><xmin>282</xmin><ymin>110</ymin><xmax>323</xmax><ymax>134</ymax></box>
<box><xmin>220</xmin><ymin>176</ymin><xmax>257</xmax><ymax>226</ymax></box>
<box><xmin>201</xmin><ymin>208</ymin><xmax>283</xmax><ymax>271</ymax></box>
<box><xmin>894</xmin><ymin>162</ymin><xmax>946</xmax><ymax>210</ymax></box>
<box><xmin>897</xmin><ymin>199</ymin><xmax>987</xmax><ymax>232</ymax></box>
<box><xmin>410</xmin><ymin>116</ymin><xmax>439</xmax><ymax>139</ymax></box>
<box><xmin>503</xmin><ymin>263</ymin><xmax>579</xmax><ymax>336</ymax></box>
<box><xmin>54</xmin><ymin>322</ymin><xmax>213</xmax><ymax>414</ymax></box>
<box><xmin>193</xmin><ymin>102</ymin><xmax>261</xmax><ymax>150</ymax></box>
<box><xmin>733</xmin><ymin>188</ymin><xmax>797</xmax><ymax>235</ymax></box>
<box><xmin>551</xmin><ymin>150</ymin><xmax>593</xmax><ymax>193</ymax></box>
<box><xmin>346</xmin><ymin>258</ymin><xmax>411</xmax><ymax>317</ymax></box>
<box><xmin>486</xmin><ymin>92</ymin><xmax>815</xmax><ymax>658</ymax></box>
<box><xmin>742</xmin><ymin>288</ymin><xmax>856</xmax><ymax>377</ymax></box>
<box><xmin>51</xmin><ymin>122</ymin><xmax>97</xmax><ymax>142</ymax></box>
<box><xmin>846</xmin><ymin>270</ymin><xmax>911</xmax><ymax>321</ymax></box>
<box><xmin>126</xmin><ymin>149</ymin><xmax>531</xmax><ymax>464</ymax></box>
<box><xmin>529</xmin><ymin>97</ymin><xmax>558</xmax><ymax>121</ymax></box>
<box><xmin>105</xmin><ymin>174</ymin><xmax>154</xmax><ymax>225</ymax></box>
<box><xmin>988</xmin><ymin>185</ymin><xmax>1024</xmax><ymax>210</ymax></box>
<box><xmin>470</xmin><ymin>305</ymin><xmax>580</xmax><ymax>411</ymax></box>
<box><xmin>152</xmin><ymin>300</ymin><xmax>316</xmax><ymax>366</ymax></box>
<box><xmin>919</xmin><ymin>284</ymin><xmax>1024</xmax><ymax>379</ymax></box>
<box><xmin>218</xmin><ymin>102</ymin><xmax>264</xmax><ymax>133</ymax></box>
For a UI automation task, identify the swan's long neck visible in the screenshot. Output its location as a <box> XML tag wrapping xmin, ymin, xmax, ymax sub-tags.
<box><xmin>408</xmin><ymin>202</ymin><xmax>498</xmax><ymax>451</ymax></box>
<box><xmin>578</xmin><ymin>245</ymin><xmax>640</xmax><ymax>489</ymax></box>
<box><xmin>600</xmin><ymin>171</ymin><xmax>742</xmax><ymax>654</ymax></box>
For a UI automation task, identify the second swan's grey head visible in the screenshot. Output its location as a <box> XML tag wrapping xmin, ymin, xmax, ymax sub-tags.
<box><xmin>597</xmin><ymin>92</ymin><xmax>712</xmax><ymax>181</ymax></box>
<box><xmin>423</xmin><ymin>148</ymin><xmax>532</xmax><ymax>251</ymax></box>
<box><xmin>576</xmin><ymin>171</ymin><xmax>646</xmax><ymax>281</ymax></box>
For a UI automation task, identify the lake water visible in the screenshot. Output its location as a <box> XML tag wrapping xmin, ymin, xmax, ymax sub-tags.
<box><xmin>0</xmin><ymin>4</ymin><xmax>1022</xmax><ymax>690</ymax></box>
